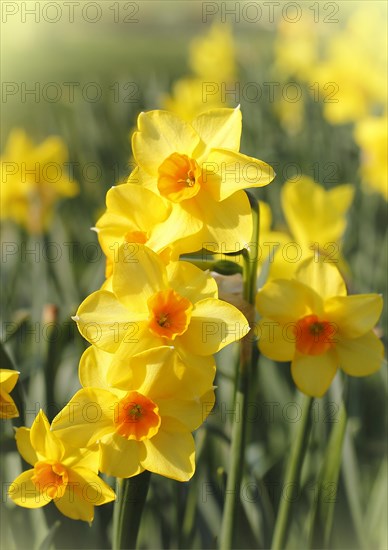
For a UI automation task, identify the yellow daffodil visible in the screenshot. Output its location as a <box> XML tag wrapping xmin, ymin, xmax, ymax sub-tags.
<box><xmin>52</xmin><ymin>347</ymin><xmax>215</xmax><ymax>481</ymax></box>
<box><xmin>74</xmin><ymin>244</ymin><xmax>249</xmax><ymax>368</ymax></box>
<box><xmin>256</xmin><ymin>259</ymin><xmax>384</xmax><ymax>397</ymax></box>
<box><xmin>163</xmin><ymin>78</ymin><xmax>226</xmax><ymax>122</ymax></box>
<box><xmin>8</xmin><ymin>410</ymin><xmax>115</xmax><ymax>521</ymax></box>
<box><xmin>130</xmin><ymin>107</ymin><xmax>274</xmax><ymax>253</ymax></box>
<box><xmin>0</xmin><ymin>129</ymin><xmax>79</xmax><ymax>233</ymax></box>
<box><xmin>0</xmin><ymin>369</ymin><xmax>19</xmax><ymax>419</ymax></box>
<box><xmin>354</xmin><ymin>115</ymin><xmax>388</xmax><ymax>200</ymax></box>
<box><xmin>95</xmin><ymin>183</ymin><xmax>176</xmax><ymax>279</ymax></box>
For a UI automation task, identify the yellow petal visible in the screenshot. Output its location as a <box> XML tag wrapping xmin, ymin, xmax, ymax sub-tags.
<box><xmin>336</xmin><ymin>331</ymin><xmax>384</xmax><ymax>377</ymax></box>
<box><xmin>167</xmin><ymin>260</ymin><xmax>218</xmax><ymax>301</ymax></box>
<box><xmin>51</xmin><ymin>389</ymin><xmax>116</xmax><ymax>448</ymax></box>
<box><xmin>189</xmin><ymin>190</ymin><xmax>253</xmax><ymax>253</ymax></box>
<box><xmin>8</xmin><ymin>470</ymin><xmax>48</xmax><ymax>509</ymax></box>
<box><xmin>79</xmin><ymin>346</ymin><xmax>113</xmax><ymax>389</ymax></box>
<box><xmin>256</xmin><ymin>279</ymin><xmax>322</xmax><ymax>323</ymax></box>
<box><xmin>132</xmin><ymin>110</ymin><xmax>201</xmax><ymax>175</ymax></box>
<box><xmin>112</xmin><ymin>244</ymin><xmax>167</xmax><ymax>311</ymax></box>
<box><xmin>191</xmin><ymin>107</ymin><xmax>242</xmax><ymax>154</ymax></box>
<box><xmin>179</xmin><ymin>298</ymin><xmax>249</xmax><ymax>355</ymax></box>
<box><xmin>0</xmin><ymin>390</ymin><xmax>19</xmax><ymax>419</ymax></box>
<box><xmin>99</xmin><ymin>434</ymin><xmax>145</xmax><ymax>478</ymax></box>
<box><xmin>204</xmin><ymin>149</ymin><xmax>275</xmax><ymax>201</ymax></box>
<box><xmin>75</xmin><ymin>290</ymin><xmax>134</xmax><ymax>352</ymax></box>
<box><xmin>15</xmin><ymin>427</ymin><xmax>38</xmax><ymax>466</ymax></box>
<box><xmin>141</xmin><ymin>419</ymin><xmax>195</xmax><ymax>481</ymax></box>
<box><xmin>257</xmin><ymin>318</ymin><xmax>296</xmax><ymax>361</ymax></box>
<box><xmin>55</xmin><ymin>467</ymin><xmax>115</xmax><ymax>521</ymax></box>
<box><xmin>176</xmin><ymin>348</ymin><xmax>217</xmax><ymax>397</ymax></box>
<box><xmin>325</xmin><ymin>294</ymin><xmax>383</xmax><ymax>339</ymax></box>
<box><xmin>295</xmin><ymin>258</ymin><xmax>347</xmax><ymax>299</ymax></box>
<box><xmin>158</xmin><ymin>390</ymin><xmax>215</xmax><ymax>432</ymax></box>
<box><xmin>62</xmin><ymin>446</ymin><xmax>100</xmax><ymax>472</ymax></box>
<box><xmin>114</xmin><ymin>320</ymin><xmax>164</xmax><ymax>359</ymax></box>
<box><xmin>291</xmin><ymin>351</ymin><xmax>338</xmax><ymax>397</ymax></box>
<box><xmin>328</xmin><ymin>184</ymin><xmax>355</xmax><ymax>216</ymax></box>
<box><xmin>0</xmin><ymin>369</ymin><xmax>19</xmax><ymax>393</ymax></box>
<box><xmin>149</xmin><ymin>202</ymin><xmax>203</xmax><ymax>253</ymax></box>
<box><xmin>30</xmin><ymin>410</ymin><xmax>64</xmax><ymax>462</ymax></box>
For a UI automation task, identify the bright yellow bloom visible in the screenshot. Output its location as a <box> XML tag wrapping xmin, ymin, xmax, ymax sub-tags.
<box><xmin>354</xmin><ymin>115</ymin><xmax>388</xmax><ymax>200</ymax></box>
<box><xmin>130</xmin><ymin>107</ymin><xmax>274</xmax><ymax>253</ymax></box>
<box><xmin>95</xmin><ymin>183</ymin><xmax>176</xmax><ymax>279</ymax></box>
<box><xmin>0</xmin><ymin>129</ymin><xmax>79</xmax><ymax>233</ymax></box>
<box><xmin>52</xmin><ymin>347</ymin><xmax>215</xmax><ymax>481</ymax></box>
<box><xmin>0</xmin><ymin>369</ymin><xmax>19</xmax><ymax>419</ymax></box>
<box><xmin>8</xmin><ymin>410</ymin><xmax>115</xmax><ymax>521</ymax></box>
<box><xmin>256</xmin><ymin>259</ymin><xmax>384</xmax><ymax>397</ymax></box>
<box><xmin>74</xmin><ymin>244</ymin><xmax>249</xmax><ymax>369</ymax></box>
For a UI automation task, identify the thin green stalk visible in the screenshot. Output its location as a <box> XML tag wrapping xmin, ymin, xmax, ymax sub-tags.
<box><xmin>219</xmin><ymin>194</ymin><xmax>259</xmax><ymax>550</ymax></box>
<box><xmin>113</xmin><ymin>471</ymin><xmax>151</xmax><ymax>550</ymax></box>
<box><xmin>271</xmin><ymin>395</ymin><xmax>314</xmax><ymax>550</ymax></box>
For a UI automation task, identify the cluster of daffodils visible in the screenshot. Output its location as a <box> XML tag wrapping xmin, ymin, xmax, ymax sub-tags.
<box><xmin>8</xmin><ymin>107</ymin><xmax>275</xmax><ymax>520</ymax></box>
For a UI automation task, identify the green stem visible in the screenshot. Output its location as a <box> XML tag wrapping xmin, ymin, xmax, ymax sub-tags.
<box><xmin>219</xmin><ymin>194</ymin><xmax>259</xmax><ymax>550</ymax></box>
<box><xmin>112</xmin><ymin>471</ymin><xmax>151</xmax><ymax>550</ymax></box>
<box><xmin>271</xmin><ymin>394</ymin><xmax>314</xmax><ymax>550</ymax></box>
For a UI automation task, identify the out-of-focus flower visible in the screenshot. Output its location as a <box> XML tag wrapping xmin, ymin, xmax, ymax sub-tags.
<box><xmin>354</xmin><ymin>115</ymin><xmax>388</xmax><ymax>200</ymax></box>
<box><xmin>8</xmin><ymin>410</ymin><xmax>115</xmax><ymax>521</ymax></box>
<box><xmin>0</xmin><ymin>369</ymin><xmax>19</xmax><ymax>419</ymax></box>
<box><xmin>0</xmin><ymin>129</ymin><xmax>79</xmax><ymax>233</ymax></box>
<box><xmin>52</xmin><ymin>347</ymin><xmax>215</xmax><ymax>481</ymax></box>
<box><xmin>74</xmin><ymin>244</ymin><xmax>249</xmax><ymax>366</ymax></box>
<box><xmin>130</xmin><ymin>107</ymin><xmax>274</xmax><ymax>253</ymax></box>
<box><xmin>256</xmin><ymin>259</ymin><xmax>384</xmax><ymax>397</ymax></box>
<box><xmin>162</xmin><ymin>24</ymin><xmax>236</xmax><ymax>121</ymax></box>
<box><xmin>189</xmin><ymin>23</ymin><xmax>236</xmax><ymax>82</ymax></box>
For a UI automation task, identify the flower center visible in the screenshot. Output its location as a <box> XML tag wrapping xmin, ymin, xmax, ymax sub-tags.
<box><xmin>147</xmin><ymin>288</ymin><xmax>193</xmax><ymax>339</ymax></box>
<box><xmin>124</xmin><ymin>230</ymin><xmax>148</xmax><ymax>244</ymax></box>
<box><xmin>294</xmin><ymin>314</ymin><xmax>335</xmax><ymax>355</ymax></box>
<box><xmin>115</xmin><ymin>391</ymin><xmax>161</xmax><ymax>440</ymax></box>
<box><xmin>157</xmin><ymin>153</ymin><xmax>202</xmax><ymax>202</ymax></box>
<box><xmin>32</xmin><ymin>461</ymin><xmax>68</xmax><ymax>499</ymax></box>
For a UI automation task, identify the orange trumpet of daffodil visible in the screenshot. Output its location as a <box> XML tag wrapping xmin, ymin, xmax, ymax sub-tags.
<box><xmin>256</xmin><ymin>259</ymin><xmax>384</xmax><ymax>397</ymax></box>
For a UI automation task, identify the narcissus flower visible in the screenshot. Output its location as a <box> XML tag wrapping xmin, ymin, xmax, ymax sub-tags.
<box><xmin>0</xmin><ymin>129</ymin><xmax>79</xmax><ymax>233</ymax></box>
<box><xmin>130</xmin><ymin>107</ymin><xmax>274</xmax><ymax>253</ymax></box>
<box><xmin>8</xmin><ymin>410</ymin><xmax>115</xmax><ymax>521</ymax></box>
<box><xmin>189</xmin><ymin>23</ymin><xmax>236</xmax><ymax>82</ymax></box>
<box><xmin>52</xmin><ymin>347</ymin><xmax>215</xmax><ymax>481</ymax></box>
<box><xmin>256</xmin><ymin>259</ymin><xmax>384</xmax><ymax>397</ymax></box>
<box><xmin>95</xmin><ymin>184</ymin><xmax>177</xmax><ymax>280</ymax></box>
<box><xmin>0</xmin><ymin>369</ymin><xmax>19</xmax><ymax>419</ymax></box>
<box><xmin>73</xmin><ymin>244</ymin><xmax>249</xmax><ymax>365</ymax></box>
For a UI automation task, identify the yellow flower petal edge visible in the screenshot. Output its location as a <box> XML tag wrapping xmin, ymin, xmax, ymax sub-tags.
<box><xmin>0</xmin><ymin>369</ymin><xmax>19</xmax><ymax>419</ymax></box>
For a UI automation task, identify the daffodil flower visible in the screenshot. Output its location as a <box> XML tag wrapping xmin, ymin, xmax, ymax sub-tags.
<box><xmin>73</xmin><ymin>244</ymin><xmax>249</xmax><ymax>366</ymax></box>
<box><xmin>8</xmin><ymin>410</ymin><xmax>115</xmax><ymax>521</ymax></box>
<box><xmin>0</xmin><ymin>369</ymin><xmax>19</xmax><ymax>419</ymax></box>
<box><xmin>256</xmin><ymin>259</ymin><xmax>384</xmax><ymax>397</ymax></box>
<box><xmin>0</xmin><ymin>129</ymin><xmax>79</xmax><ymax>233</ymax></box>
<box><xmin>129</xmin><ymin>107</ymin><xmax>275</xmax><ymax>253</ymax></box>
<box><xmin>52</xmin><ymin>347</ymin><xmax>215</xmax><ymax>481</ymax></box>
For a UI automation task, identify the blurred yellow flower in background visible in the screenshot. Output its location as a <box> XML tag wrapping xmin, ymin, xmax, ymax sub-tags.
<box><xmin>0</xmin><ymin>369</ymin><xmax>19</xmax><ymax>419</ymax></box>
<box><xmin>162</xmin><ymin>24</ymin><xmax>237</xmax><ymax>120</ymax></box>
<box><xmin>256</xmin><ymin>259</ymin><xmax>384</xmax><ymax>397</ymax></box>
<box><xmin>8</xmin><ymin>410</ymin><xmax>115</xmax><ymax>521</ymax></box>
<box><xmin>354</xmin><ymin>115</ymin><xmax>388</xmax><ymax>200</ymax></box>
<box><xmin>0</xmin><ymin>130</ymin><xmax>79</xmax><ymax>234</ymax></box>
